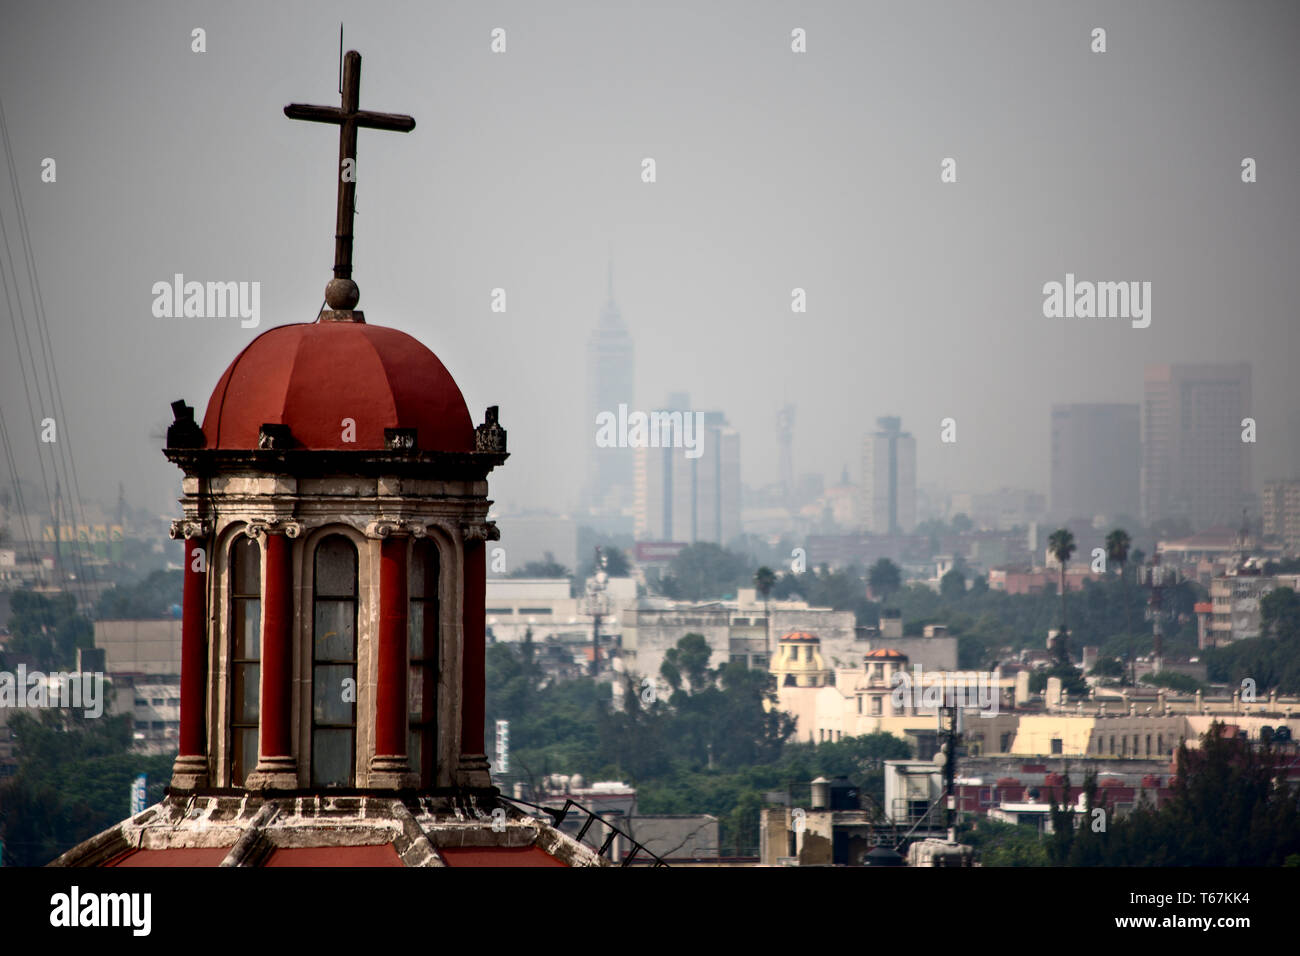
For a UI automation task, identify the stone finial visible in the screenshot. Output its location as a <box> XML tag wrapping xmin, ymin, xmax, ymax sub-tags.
<box><xmin>475</xmin><ymin>405</ymin><xmax>507</xmax><ymax>453</ymax></box>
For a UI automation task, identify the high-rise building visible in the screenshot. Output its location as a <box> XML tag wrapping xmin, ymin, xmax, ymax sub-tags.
<box><xmin>860</xmin><ymin>417</ymin><xmax>916</xmax><ymax>534</ymax></box>
<box><xmin>585</xmin><ymin>260</ymin><xmax>635</xmax><ymax>512</ymax></box>
<box><xmin>1263</xmin><ymin>479</ymin><xmax>1300</xmax><ymax>555</ymax></box>
<box><xmin>635</xmin><ymin>396</ymin><xmax>740</xmax><ymax>545</ymax></box>
<box><xmin>1142</xmin><ymin>363</ymin><xmax>1252</xmax><ymax>529</ymax></box>
<box><xmin>1050</xmin><ymin>403</ymin><xmax>1140</xmax><ymax>522</ymax></box>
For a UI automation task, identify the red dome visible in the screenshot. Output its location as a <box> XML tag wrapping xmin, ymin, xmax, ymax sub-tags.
<box><xmin>202</xmin><ymin>322</ymin><xmax>474</xmax><ymax>452</ymax></box>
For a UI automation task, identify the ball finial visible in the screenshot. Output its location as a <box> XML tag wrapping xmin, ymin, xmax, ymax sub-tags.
<box><xmin>325</xmin><ymin>278</ymin><xmax>360</xmax><ymax>311</ymax></box>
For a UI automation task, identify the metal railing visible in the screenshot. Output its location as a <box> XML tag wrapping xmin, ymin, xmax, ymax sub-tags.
<box><xmin>497</xmin><ymin>795</ymin><xmax>670</xmax><ymax>867</ymax></box>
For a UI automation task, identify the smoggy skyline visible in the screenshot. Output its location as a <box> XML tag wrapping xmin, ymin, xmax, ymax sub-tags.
<box><xmin>1</xmin><ymin>1</ymin><xmax>1298</xmax><ymax>523</ymax></box>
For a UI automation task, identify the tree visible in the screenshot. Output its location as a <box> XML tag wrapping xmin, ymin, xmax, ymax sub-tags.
<box><xmin>1105</xmin><ymin>529</ymin><xmax>1134</xmax><ymax>683</ymax></box>
<box><xmin>940</xmin><ymin>567</ymin><xmax>967</xmax><ymax>601</ymax></box>
<box><xmin>95</xmin><ymin>569</ymin><xmax>183</xmax><ymax>620</ymax></box>
<box><xmin>754</xmin><ymin>566</ymin><xmax>776</xmax><ymax>653</ymax></box>
<box><xmin>661</xmin><ymin>543</ymin><xmax>748</xmax><ymax>602</ymax></box>
<box><xmin>507</xmin><ymin>552</ymin><xmax>570</xmax><ymax>579</ymax></box>
<box><xmin>661</xmin><ymin>633</ymin><xmax>713</xmax><ymax>694</ymax></box>
<box><xmin>868</xmin><ymin>558</ymin><xmax>902</xmax><ymax>603</ymax></box>
<box><xmin>950</xmin><ymin>513</ymin><xmax>973</xmax><ymax>534</ymax></box>
<box><xmin>1048</xmin><ymin>529</ymin><xmax>1076</xmax><ymax>664</ymax></box>
<box><xmin>3</xmin><ymin>590</ymin><xmax>93</xmax><ymax>671</ymax></box>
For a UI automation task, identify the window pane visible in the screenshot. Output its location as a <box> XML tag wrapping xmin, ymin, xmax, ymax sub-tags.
<box><xmin>234</xmin><ymin>599</ymin><xmax>261</xmax><ymax>659</ymax></box>
<box><xmin>233</xmin><ymin>537</ymin><xmax>261</xmax><ymax>594</ymax></box>
<box><xmin>233</xmin><ymin>727</ymin><xmax>258</xmax><ymax>786</ymax></box>
<box><xmin>314</xmin><ymin>600</ymin><xmax>355</xmax><ymax>659</ymax></box>
<box><xmin>233</xmin><ymin>662</ymin><xmax>260</xmax><ymax>723</ymax></box>
<box><xmin>409</xmin><ymin>544</ymin><xmax>425</xmax><ymax>599</ymax></box>
<box><xmin>315</xmin><ymin>536</ymin><xmax>357</xmax><ymax>597</ymax></box>
<box><xmin>314</xmin><ymin>664</ymin><xmax>355</xmax><ymax>724</ymax></box>
<box><xmin>311</xmin><ymin>728</ymin><xmax>353</xmax><ymax>787</ymax></box>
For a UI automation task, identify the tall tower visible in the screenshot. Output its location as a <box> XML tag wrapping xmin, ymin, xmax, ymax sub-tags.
<box><xmin>861</xmin><ymin>417</ymin><xmax>916</xmax><ymax>534</ymax></box>
<box><xmin>55</xmin><ymin>49</ymin><xmax>606</xmax><ymax>868</ymax></box>
<box><xmin>1142</xmin><ymin>363</ymin><xmax>1252</xmax><ymax>529</ymax></box>
<box><xmin>585</xmin><ymin>257</ymin><xmax>635</xmax><ymax>512</ymax></box>
<box><xmin>777</xmin><ymin>404</ymin><xmax>795</xmax><ymax>511</ymax></box>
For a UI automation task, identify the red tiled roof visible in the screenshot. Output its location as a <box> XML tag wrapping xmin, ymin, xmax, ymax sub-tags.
<box><xmin>781</xmin><ymin>632</ymin><xmax>820</xmax><ymax>642</ymax></box>
<box><xmin>438</xmin><ymin>846</ymin><xmax>568</xmax><ymax>867</ymax></box>
<box><xmin>265</xmin><ymin>844</ymin><xmax>404</xmax><ymax>867</ymax></box>
<box><xmin>106</xmin><ymin>846</ymin><xmax>234</xmax><ymax>867</ymax></box>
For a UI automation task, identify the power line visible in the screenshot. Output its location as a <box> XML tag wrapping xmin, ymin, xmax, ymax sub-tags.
<box><xmin>0</xmin><ymin>93</ymin><xmax>93</xmax><ymax>608</ymax></box>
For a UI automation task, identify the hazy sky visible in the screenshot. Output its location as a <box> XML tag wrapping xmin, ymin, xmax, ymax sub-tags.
<box><xmin>1</xmin><ymin>0</ymin><xmax>1298</xmax><ymax>521</ymax></box>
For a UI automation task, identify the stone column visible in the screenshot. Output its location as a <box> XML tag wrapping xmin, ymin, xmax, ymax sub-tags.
<box><xmin>170</xmin><ymin>518</ymin><xmax>210</xmax><ymax>790</ymax></box>
<box><xmin>370</xmin><ymin>526</ymin><xmax>414</xmax><ymax>786</ymax></box>
<box><xmin>246</xmin><ymin>520</ymin><xmax>300</xmax><ymax>789</ymax></box>
<box><xmin>457</xmin><ymin>520</ymin><xmax>497</xmax><ymax>788</ymax></box>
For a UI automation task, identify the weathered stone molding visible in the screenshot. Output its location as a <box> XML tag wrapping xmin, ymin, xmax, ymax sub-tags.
<box><xmin>169</xmin><ymin>518</ymin><xmax>212</xmax><ymax>540</ymax></box>
<box><xmin>459</xmin><ymin>520</ymin><xmax>500</xmax><ymax>543</ymax></box>
<box><xmin>245</xmin><ymin>518</ymin><xmax>304</xmax><ymax>539</ymax></box>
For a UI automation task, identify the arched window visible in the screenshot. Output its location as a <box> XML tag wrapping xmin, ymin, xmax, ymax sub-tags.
<box><xmin>408</xmin><ymin>539</ymin><xmax>439</xmax><ymax>787</ymax></box>
<box><xmin>230</xmin><ymin>535</ymin><xmax>262</xmax><ymax>787</ymax></box>
<box><xmin>312</xmin><ymin>535</ymin><xmax>357</xmax><ymax>787</ymax></box>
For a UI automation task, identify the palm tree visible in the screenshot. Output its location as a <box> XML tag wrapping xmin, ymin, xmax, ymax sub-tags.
<box><xmin>754</xmin><ymin>566</ymin><xmax>776</xmax><ymax>655</ymax></box>
<box><xmin>1048</xmin><ymin>528</ymin><xmax>1077</xmax><ymax>664</ymax></box>
<box><xmin>1105</xmin><ymin>529</ymin><xmax>1134</xmax><ymax>685</ymax></box>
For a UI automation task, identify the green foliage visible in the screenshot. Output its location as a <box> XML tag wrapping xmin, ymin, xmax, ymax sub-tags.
<box><xmin>1049</xmin><ymin>725</ymin><xmax>1300</xmax><ymax>866</ymax></box>
<box><xmin>1027</xmin><ymin>661</ymin><xmax>1089</xmax><ymax>698</ymax></box>
<box><xmin>95</xmin><ymin>569</ymin><xmax>183</xmax><ymax>620</ymax></box>
<box><xmin>507</xmin><ymin>552</ymin><xmax>571</xmax><ymax>579</ymax></box>
<box><xmin>0</xmin><ymin>710</ymin><xmax>174</xmax><ymax>866</ymax></box>
<box><xmin>1139</xmin><ymin>670</ymin><xmax>1204</xmax><ymax>694</ymax></box>
<box><xmin>1090</xmin><ymin>656</ymin><xmax>1125</xmax><ymax>677</ymax></box>
<box><xmin>1261</xmin><ymin>587</ymin><xmax>1300</xmax><ymax>641</ymax></box>
<box><xmin>661</xmin><ymin>632</ymin><xmax>712</xmax><ymax>693</ymax></box>
<box><xmin>3</xmin><ymin>590</ymin><xmax>93</xmax><ymax>671</ymax></box>
<box><xmin>867</xmin><ymin>558</ymin><xmax>902</xmax><ymax>602</ymax></box>
<box><xmin>961</xmin><ymin>819</ymin><xmax>1050</xmax><ymax>866</ymax></box>
<box><xmin>940</xmin><ymin>567</ymin><xmax>967</xmax><ymax>600</ymax></box>
<box><xmin>772</xmin><ymin>565</ymin><xmax>879</xmax><ymax>625</ymax></box>
<box><xmin>657</xmin><ymin>543</ymin><xmax>750</xmax><ymax>601</ymax></box>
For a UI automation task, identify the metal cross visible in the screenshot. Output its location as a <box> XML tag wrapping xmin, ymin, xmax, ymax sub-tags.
<box><xmin>284</xmin><ymin>50</ymin><xmax>415</xmax><ymax>282</ymax></box>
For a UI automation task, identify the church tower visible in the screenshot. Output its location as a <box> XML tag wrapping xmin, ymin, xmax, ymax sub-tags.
<box><xmin>54</xmin><ymin>50</ymin><xmax>606</xmax><ymax>867</ymax></box>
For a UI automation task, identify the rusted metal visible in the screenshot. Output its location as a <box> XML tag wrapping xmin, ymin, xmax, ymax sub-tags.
<box><xmin>284</xmin><ymin>50</ymin><xmax>415</xmax><ymax>281</ymax></box>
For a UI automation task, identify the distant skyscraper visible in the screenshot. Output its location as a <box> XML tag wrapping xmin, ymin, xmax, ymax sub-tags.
<box><xmin>585</xmin><ymin>259</ymin><xmax>635</xmax><ymax>511</ymax></box>
<box><xmin>635</xmin><ymin>396</ymin><xmax>740</xmax><ymax>545</ymax></box>
<box><xmin>1262</xmin><ymin>479</ymin><xmax>1300</xmax><ymax>556</ymax></box>
<box><xmin>1142</xmin><ymin>363</ymin><xmax>1252</xmax><ymax>529</ymax></box>
<box><xmin>860</xmin><ymin>417</ymin><xmax>916</xmax><ymax>534</ymax></box>
<box><xmin>1050</xmin><ymin>404</ymin><xmax>1140</xmax><ymax>521</ymax></box>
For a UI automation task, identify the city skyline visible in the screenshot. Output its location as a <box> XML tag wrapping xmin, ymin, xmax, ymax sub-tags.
<box><xmin>1</xmin><ymin>2</ymin><xmax>1297</xmax><ymax>528</ymax></box>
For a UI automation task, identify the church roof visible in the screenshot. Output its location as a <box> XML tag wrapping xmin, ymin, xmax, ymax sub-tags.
<box><xmin>780</xmin><ymin>631</ymin><xmax>820</xmax><ymax>642</ymax></box>
<box><xmin>201</xmin><ymin>321</ymin><xmax>474</xmax><ymax>452</ymax></box>
<box><xmin>53</xmin><ymin>795</ymin><xmax>606</xmax><ymax>868</ymax></box>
